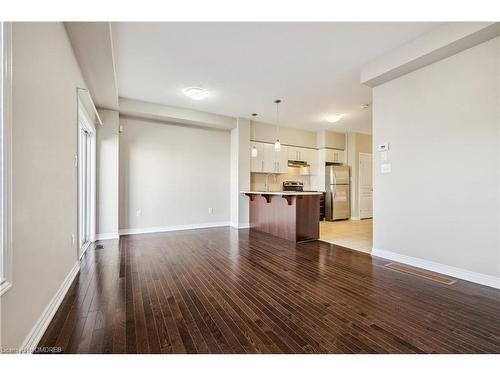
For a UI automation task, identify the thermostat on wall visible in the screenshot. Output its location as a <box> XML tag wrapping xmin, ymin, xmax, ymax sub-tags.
<box><xmin>377</xmin><ymin>143</ymin><xmax>390</xmax><ymax>152</ymax></box>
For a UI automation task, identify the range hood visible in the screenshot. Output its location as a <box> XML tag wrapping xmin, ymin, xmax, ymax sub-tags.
<box><xmin>288</xmin><ymin>160</ymin><xmax>312</xmax><ymax>176</ymax></box>
<box><xmin>288</xmin><ymin>160</ymin><xmax>309</xmax><ymax>168</ymax></box>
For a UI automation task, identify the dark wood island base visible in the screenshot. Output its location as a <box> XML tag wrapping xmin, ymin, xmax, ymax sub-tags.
<box><xmin>243</xmin><ymin>192</ymin><xmax>321</xmax><ymax>242</ymax></box>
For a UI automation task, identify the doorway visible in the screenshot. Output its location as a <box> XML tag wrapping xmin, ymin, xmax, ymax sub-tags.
<box><xmin>77</xmin><ymin>104</ymin><xmax>96</xmax><ymax>258</ymax></box>
<box><xmin>320</xmin><ymin>151</ymin><xmax>373</xmax><ymax>254</ymax></box>
<box><xmin>359</xmin><ymin>153</ymin><xmax>373</xmax><ymax>219</ymax></box>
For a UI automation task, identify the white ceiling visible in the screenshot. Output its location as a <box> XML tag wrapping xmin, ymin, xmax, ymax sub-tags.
<box><xmin>112</xmin><ymin>22</ymin><xmax>440</xmax><ymax>134</ymax></box>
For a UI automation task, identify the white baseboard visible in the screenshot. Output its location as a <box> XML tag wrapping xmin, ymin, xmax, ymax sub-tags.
<box><xmin>230</xmin><ymin>222</ymin><xmax>250</xmax><ymax>229</ymax></box>
<box><xmin>350</xmin><ymin>216</ymin><xmax>360</xmax><ymax>220</ymax></box>
<box><xmin>79</xmin><ymin>241</ymin><xmax>91</xmax><ymax>260</ymax></box>
<box><xmin>372</xmin><ymin>248</ymin><xmax>500</xmax><ymax>289</ymax></box>
<box><xmin>95</xmin><ymin>232</ymin><xmax>120</xmax><ymax>241</ymax></box>
<box><xmin>119</xmin><ymin>221</ymin><xmax>230</xmax><ymax>236</ymax></box>
<box><xmin>20</xmin><ymin>261</ymin><xmax>80</xmax><ymax>353</ymax></box>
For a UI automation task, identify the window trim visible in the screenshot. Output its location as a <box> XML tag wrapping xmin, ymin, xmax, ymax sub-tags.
<box><xmin>0</xmin><ymin>22</ymin><xmax>13</xmax><ymax>296</ymax></box>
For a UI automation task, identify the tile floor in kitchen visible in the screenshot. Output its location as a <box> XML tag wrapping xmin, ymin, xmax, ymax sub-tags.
<box><xmin>320</xmin><ymin>218</ymin><xmax>373</xmax><ymax>253</ymax></box>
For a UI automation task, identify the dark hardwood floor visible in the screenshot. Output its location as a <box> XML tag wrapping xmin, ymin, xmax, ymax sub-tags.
<box><xmin>38</xmin><ymin>227</ymin><xmax>500</xmax><ymax>353</ymax></box>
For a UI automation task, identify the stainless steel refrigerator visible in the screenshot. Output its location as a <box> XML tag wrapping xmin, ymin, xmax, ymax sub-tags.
<box><xmin>325</xmin><ymin>165</ymin><xmax>350</xmax><ymax>221</ymax></box>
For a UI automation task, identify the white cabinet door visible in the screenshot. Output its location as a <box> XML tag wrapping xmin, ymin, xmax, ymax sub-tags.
<box><xmin>325</xmin><ymin>149</ymin><xmax>335</xmax><ymax>163</ymax></box>
<box><xmin>276</xmin><ymin>146</ymin><xmax>289</xmax><ymax>173</ymax></box>
<box><xmin>334</xmin><ymin>150</ymin><xmax>345</xmax><ymax>164</ymax></box>
<box><xmin>287</xmin><ymin>146</ymin><xmax>301</xmax><ymax>161</ymax></box>
<box><xmin>289</xmin><ymin>146</ymin><xmax>315</xmax><ymax>162</ymax></box>
<box><xmin>250</xmin><ymin>142</ymin><xmax>265</xmax><ymax>172</ymax></box>
<box><xmin>300</xmin><ymin>148</ymin><xmax>312</xmax><ymax>163</ymax></box>
<box><xmin>297</xmin><ymin>148</ymin><xmax>306</xmax><ymax>162</ymax></box>
<box><xmin>262</xmin><ymin>144</ymin><xmax>288</xmax><ymax>173</ymax></box>
<box><xmin>303</xmin><ymin>148</ymin><xmax>318</xmax><ymax>174</ymax></box>
<box><xmin>262</xmin><ymin>143</ymin><xmax>276</xmax><ymax>173</ymax></box>
<box><xmin>325</xmin><ymin>149</ymin><xmax>345</xmax><ymax>164</ymax></box>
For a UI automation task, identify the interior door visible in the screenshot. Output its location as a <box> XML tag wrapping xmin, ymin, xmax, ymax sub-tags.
<box><xmin>359</xmin><ymin>153</ymin><xmax>373</xmax><ymax>219</ymax></box>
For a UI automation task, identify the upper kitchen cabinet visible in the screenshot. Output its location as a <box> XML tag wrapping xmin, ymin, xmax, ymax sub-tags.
<box><xmin>250</xmin><ymin>142</ymin><xmax>265</xmax><ymax>173</ymax></box>
<box><xmin>250</xmin><ymin>142</ymin><xmax>288</xmax><ymax>173</ymax></box>
<box><xmin>288</xmin><ymin>146</ymin><xmax>304</xmax><ymax>162</ymax></box>
<box><xmin>288</xmin><ymin>146</ymin><xmax>317</xmax><ymax>163</ymax></box>
<box><xmin>263</xmin><ymin>143</ymin><xmax>288</xmax><ymax>173</ymax></box>
<box><xmin>275</xmin><ymin>145</ymin><xmax>289</xmax><ymax>173</ymax></box>
<box><xmin>303</xmin><ymin>148</ymin><xmax>318</xmax><ymax>172</ymax></box>
<box><xmin>325</xmin><ymin>148</ymin><xmax>345</xmax><ymax>164</ymax></box>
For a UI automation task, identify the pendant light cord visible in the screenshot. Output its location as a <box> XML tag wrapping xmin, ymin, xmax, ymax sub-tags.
<box><xmin>254</xmin><ymin>118</ymin><xmax>256</xmax><ymax>144</ymax></box>
<box><xmin>251</xmin><ymin>113</ymin><xmax>257</xmax><ymax>146</ymax></box>
<box><xmin>275</xmin><ymin>99</ymin><xmax>281</xmax><ymax>139</ymax></box>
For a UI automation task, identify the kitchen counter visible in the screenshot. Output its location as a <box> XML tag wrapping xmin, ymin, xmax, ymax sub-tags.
<box><xmin>242</xmin><ymin>191</ymin><xmax>320</xmax><ymax>242</ymax></box>
<box><xmin>240</xmin><ymin>191</ymin><xmax>322</xmax><ymax>196</ymax></box>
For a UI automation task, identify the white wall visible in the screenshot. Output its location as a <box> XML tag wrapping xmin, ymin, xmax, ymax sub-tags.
<box><xmin>372</xmin><ymin>37</ymin><xmax>500</xmax><ymax>286</ymax></box>
<box><xmin>119</xmin><ymin>117</ymin><xmax>231</xmax><ymax>231</ymax></box>
<box><xmin>1</xmin><ymin>22</ymin><xmax>86</xmax><ymax>348</ymax></box>
<box><xmin>230</xmin><ymin>119</ymin><xmax>250</xmax><ymax>228</ymax></box>
<box><xmin>96</xmin><ymin>110</ymin><xmax>120</xmax><ymax>239</ymax></box>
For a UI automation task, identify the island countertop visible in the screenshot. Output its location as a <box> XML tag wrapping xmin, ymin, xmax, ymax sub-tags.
<box><xmin>240</xmin><ymin>191</ymin><xmax>322</xmax><ymax>196</ymax></box>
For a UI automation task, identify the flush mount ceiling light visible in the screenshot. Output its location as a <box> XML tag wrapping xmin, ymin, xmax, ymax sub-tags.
<box><xmin>325</xmin><ymin>113</ymin><xmax>342</xmax><ymax>123</ymax></box>
<box><xmin>183</xmin><ymin>87</ymin><xmax>209</xmax><ymax>100</ymax></box>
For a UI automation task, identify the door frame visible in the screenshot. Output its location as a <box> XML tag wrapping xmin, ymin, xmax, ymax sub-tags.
<box><xmin>77</xmin><ymin>99</ymin><xmax>96</xmax><ymax>259</ymax></box>
<box><xmin>358</xmin><ymin>152</ymin><xmax>373</xmax><ymax>219</ymax></box>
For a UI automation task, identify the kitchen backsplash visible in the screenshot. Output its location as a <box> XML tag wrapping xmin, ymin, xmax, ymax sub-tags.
<box><xmin>251</xmin><ymin>166</ymin><xmax>319</xmax><ymax>191</ymax></box>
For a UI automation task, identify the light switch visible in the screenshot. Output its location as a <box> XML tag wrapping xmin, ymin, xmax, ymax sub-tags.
<box><xmin>377</xmin><ymin>143</ymin><xmax>390</xmax><ymax>152</ymax></box>
<box><xmin>381</xmin><ymin>163</ymin><xmax>391</xmax><ymax>174</ymax></box>
<box><xmin>380</xmin><ymin>151</ymin><xmax>388</xmax><ymax>161</ymax></box>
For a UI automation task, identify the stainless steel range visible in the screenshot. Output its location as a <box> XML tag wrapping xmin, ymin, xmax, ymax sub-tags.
<box><xmin>283</xmin><ymin>181</ymin><xmax>304</xmax><ymax>192</ymax></box>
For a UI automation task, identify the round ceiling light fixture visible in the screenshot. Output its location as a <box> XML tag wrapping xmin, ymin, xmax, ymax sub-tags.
<box><xmin>183</xmin><ymin>87</ymin><xmax>209</xmax><ymax>100</ymax></box>
<box><xmin>325</xmin><ymin>113</ymin><xmax>342</xmax><ymax>123</ymax></box>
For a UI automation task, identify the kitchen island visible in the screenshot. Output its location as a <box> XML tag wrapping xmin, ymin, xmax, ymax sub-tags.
<box><xmin>241</xmin><ymin>191</ymin><xmax>322</xmax><ymax>242</ymax></box>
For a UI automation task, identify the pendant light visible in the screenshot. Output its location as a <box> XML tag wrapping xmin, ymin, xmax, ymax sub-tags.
<box><xmin>274</xmin><ymin>99</ymin><xmax>281</xmax><ymax>152</ymax></box>
<box><xmin>251</xmin><ymin>113</ymin><xmax>258</xmax><ymax>158</ymax></box>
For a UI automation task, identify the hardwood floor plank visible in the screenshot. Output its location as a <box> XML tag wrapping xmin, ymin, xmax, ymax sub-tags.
<box><xmin>124</xmin><ymin>241</ymin><xmax>137</xmax><ymax>354</ymax></box>
<box><xmin>138</xmin><ymin>246</ymin><xmax>161</xmax><ymax>353</ymax></box>
<box><xmin>37</xmin><ymin>227</ymin><xmax>500</xmax><ymax>354</ymax></box>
